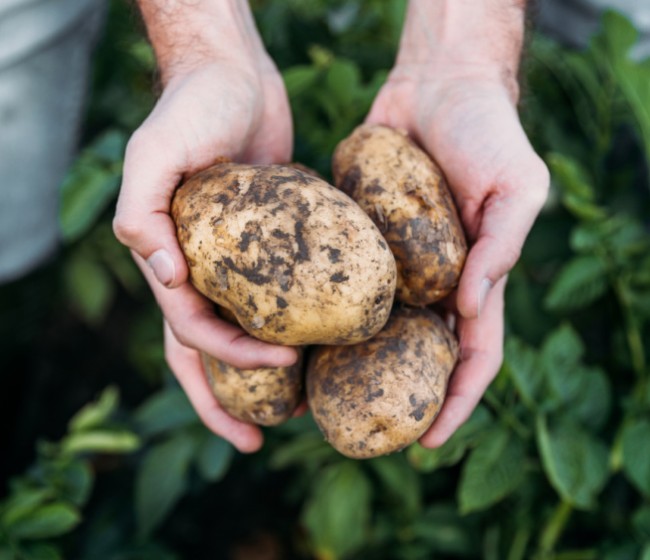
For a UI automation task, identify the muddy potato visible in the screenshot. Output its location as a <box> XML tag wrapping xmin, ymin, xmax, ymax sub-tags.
<box><xmin>201</xmin><ymin>348</ymin><xmax>304</xmax><ymax>426</ymax></box>
<box><xmin>332</xmin><ymin>124</ymin><xmax>467</xmax><ymax>306</ymax></box>
<box><xmin>171</xmin><ymin>162</ymin><xmax>397</xmax><ymax>345</ymax></box>
<box><xmin>307</xmin><ymin>307</ymin><xmax>458</xmax><ymax>459</ymax></box>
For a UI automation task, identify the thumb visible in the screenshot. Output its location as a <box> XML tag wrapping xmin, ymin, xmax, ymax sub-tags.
<box><xmin>457</xmin><ymin>174</ymin><xmax>548</xmax><ymax>319</ymax></box>
<box><xmin>113</xmin><ymin>129</ymin><xmax>189</xmax><ymax>289</ymax></box>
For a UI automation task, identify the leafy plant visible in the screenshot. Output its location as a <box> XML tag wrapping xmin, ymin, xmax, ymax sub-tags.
<box><xmin>4</xmin><ymin>2</ymin><xmax>649</xmax><ymax>559</ymax></box>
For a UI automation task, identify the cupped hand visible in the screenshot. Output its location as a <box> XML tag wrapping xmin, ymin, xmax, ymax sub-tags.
<box><xmin>113</xmin><ymin>60</ymin><xmax>297</xmax><ymax>452</ymax></box>
<box><xmin>367</xmin><ymin>71</ymin><xmax>549</xmax><ymax>446</ymax></box>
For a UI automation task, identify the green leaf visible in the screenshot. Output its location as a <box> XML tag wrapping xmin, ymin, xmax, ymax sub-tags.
<box><xmin>597</xmin><ymin>11</ymin><xmax>650</xmax><ymax>162</ymax></box>
<box><xmin>135</xmin><ymin>434</ymin><xmax>197</xmax><ymax>537</ymax></box>
<box><xmin>539</xmin><ymin>324</ymin><xmax>585</xmax><ymax>394</ymax></box>
<box><xmin>594</xmin><ymin>10</ymin><xmax>638</xmax><ymax>59</ymax></box>
<box><xmin>633</xmin><ymin>505</ymin><xmax>650</xmax><ymax>540</ymax></box>
<box><xmin>621</xmin><ymin>418</ymin><xmax>650</xmax><ymax>497</ymax></box>
<box><xmin>411</xmin><ymin>504</ymin><xmax>478</xmax><ymax>556</ymax></box>
<box><xmin>269</xmin><ymin>432</ymin><xmax>338</xmax><ymax>470</ymax></box>
<box><xmin>195</xmin><ymin>435</ymin><xmax>233</xmax><ymax>482</ymax></box>
<box><xmin>562</xmin><ymin>193</ymin><xmax>608</xmax><ymax>221</ymax></box>
<box><xmin>368</xmin><ymin>454</ymin><xmax>421</xmax><ymax>518</ymax></box>
<box><xmin>570</xmin><ymin>222</ymin><xmax>607</xmax><ymax>253</ymax></box>
<box><xmin>545</xmin><ymin>255</ymin><xmax>608</xmax><ymax>312</ymax></box>
<box><xmin>7</xmin><ymin>503</ymin><xmax>80</xmax><ymax>540</ymax></box>
<box><xmin>283</xmin><ymin>65</ymin><xmax>319</xmax><ymax>98</ymax></box>
<box><xmin>325</xmin><ymin>59</ymin><xmax>361</xmax><ymax>105</ymax></box>
<box><xmin>59</xmin><ymin>160</ymin><xmax>120</xmax><ymax>243</ymax></box>
<box><xmin>536</xmin><ymin>415</ymin><xmax>609</xmax><ymax>509</ymax></box>
<box><xmin>60</xmin><ymin>430</ymin><xmax>140</xmax><ymax>456</ymax></box>
<box><xmin>571</xmin><ymin>216</ymin><xmax>647</xmax><ymax>255</ymax></box>
<box><xmin>55</xmin><ymin>461</ymin><xmax>94</xmax><ymax>507</ymax></box>
<box><xmin>457</xmin><ymin>426</ymin><xmax>526</xmax><ymax>514</ymax></box>
<box><xmin>63</xmin><ymin>254</ymin><xmax>115</xmax><ymax>327</ymax></box>
<box><xmin>302</xmin><ymin>462</ymin><xmax>371</xmax><ymax>560</ymax></box>
<box><xmin>504</xmin><ymin>337</ymin><xmax>541</xmax><ymax>408</ymax></box>
<box><xmin>135</xmin><ymin>388</ymin><xmax>198</xmax><ymax>438</ymax></box>
<box><xmin>0</xmin><ymin>488</ymin><xmax>52</xmax><ymax>526</ymax></box>
<box><xmin>547</xmin><ymin>153</ymin><xmax>595</xmax><ymax>201</ymax></box>
<box><xmin>89</xmin><ymin>129</ymin><xmax>127</xmax><ymax>162</ymax></box>
<box><xmin>68</xmin><ymin>386</ymin><xmax>119</xmax><ymax>433</ymax></box>
<box><xmin>642</xmin><ymin>544</ymin><xmax>650</xmax><ymax>560</ymax></box>
<box><xmin>566</xmin><ymin>366</ymin><xmax>611</xmax><ymax>430</ymax></box>
<box><xmin>407</xmin><ymin>405</ymin><xmax>492</xmax><ymax>472</ymax></box>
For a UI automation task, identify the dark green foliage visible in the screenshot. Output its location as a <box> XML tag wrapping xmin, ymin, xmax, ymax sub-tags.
<box><xmin>2</xmin><ymin>2</ymin><xmax>650</xmax><ymax>559</ymax></box>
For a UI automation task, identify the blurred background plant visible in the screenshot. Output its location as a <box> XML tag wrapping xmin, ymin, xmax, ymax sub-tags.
<box><xmin>1</xmin><ymin>1</ymin><xmax>649</xmax><ymax>559</ymax></box>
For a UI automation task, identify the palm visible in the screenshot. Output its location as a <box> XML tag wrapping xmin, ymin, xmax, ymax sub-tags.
<box><xmin>366</xmin><ymin>75</ymin><xmax>548</xmax><ymax>446</ymax></box>
<box><xmin>145</xmin><ymin>62</ymin><xmax>293</xmax><ymax>174</ymax></box>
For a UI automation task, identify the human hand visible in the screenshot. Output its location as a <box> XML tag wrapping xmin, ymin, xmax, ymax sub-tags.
<box><xmin>367</xmin><ymin>70</ymin><xmax>549</xmax><ymax>447</ymax></box>
<box><xmin>113</xmin><ymin>45</ymin><xmax>297</xmax><ymax>452</ymax></box>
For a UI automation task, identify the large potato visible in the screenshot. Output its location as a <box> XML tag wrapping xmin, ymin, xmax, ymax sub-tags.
<box><xmin>307</xmin><ymin>307</ymin><xmax>458</xmax><ymax>459</ymax></box>
<box><xmin>201</xmin><ymin>349</ymin><xmax>304</xmax><ymax>426</ymax></box>
<box><xmin>332</xmin><ymin>124</ymin><xmax>467</xmax><ymax>306</ymax></box>
<box><xmin>171</xmin><ymin>162</ymin><xmax>396</xmax><ymax>345</ymax></box>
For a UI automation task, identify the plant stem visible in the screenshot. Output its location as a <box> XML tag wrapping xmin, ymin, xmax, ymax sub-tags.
<box><xmin>507</xmin><ymin>525</ymin><xmax>531</xmax><ymax>560</ymax></box>
<box><xmin>613</xmin><ymin>277</ymin><xmax>647</xmax><ymax>381</ymax></box>
<box><xmin>536</xmin><ymin>500</ymin><xmax>573</xmax><ymax>558</ymax></box>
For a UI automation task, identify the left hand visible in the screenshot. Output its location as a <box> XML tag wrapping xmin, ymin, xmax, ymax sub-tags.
<box><xmin>367</xmin><ymin>70</ymin><xmax>549</xmax><ymax>446</ymax></box>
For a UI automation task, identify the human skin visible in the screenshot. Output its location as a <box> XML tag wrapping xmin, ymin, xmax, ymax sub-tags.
<box><xmin>366</xmin><ymin>0</ymin><xmax>549</xmax><ymax>447</ymax></box>
<box><xmin>113</xmin><ymin>0</ymin><xmax>297</xmax><ymax>452</ymax></box>
<box><xmin>114</xmin><ymin>0</ymin><xmax>548</xmax><ymax>452</ymax></box>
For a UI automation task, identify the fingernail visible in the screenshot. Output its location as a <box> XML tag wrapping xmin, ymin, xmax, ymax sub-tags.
<box><xmin>147</xmin><ymin>249</ymin><xmax>176</xmax><ymax>287</ymax></box>
<box><xmin>478</xmin><ymin>278</ymin><xmax>493</xmax><ymax>317</ymax></box>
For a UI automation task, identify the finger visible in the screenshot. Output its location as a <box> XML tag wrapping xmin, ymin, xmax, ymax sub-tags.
<box><xmin>134</xmin><ymin>253</ymin><xmax>298</xmax><ymax>369</ymax></box>
<box><xmin>164</xmin><ymin>321</ymin><xmax>263</xmax><ymax>453</ymax></box>
<box><xmin>456</xmin><ymin>158</ymin><xmax>548</xmax><ymax>319</ymax></box>
<box><xmin>113</xmin><ymin>124</ymin><xmax>189</xmax><ymax>289</ymax></box>
<box><xmin>419</xmin><ymin>277</ymin><xmax>506</xmax><ymax>448</ymax></box>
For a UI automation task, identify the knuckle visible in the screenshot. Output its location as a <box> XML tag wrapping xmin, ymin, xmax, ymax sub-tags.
<box><xmin>529</xmin><ymin>157</ymin><xmax>551</xmax><ymax>207</ymax></box>
<box><xmin>503</xmin><ymin>242</ymin><xmax>522</xmax><ymax>269</ymax></box>
<box><xmin>112</xmin><ymin>215</ymin><xmax>143</xmax><ymax>247</ymax></box>
<box><xmin>124</xmin><ymin>127</ymin><xmax>152</xmax><ymax>159</ymax></box>
<box><xmin>172</xmin><ymin>326</ymin><xmax>193</xmax><ymax>349</ymax></box>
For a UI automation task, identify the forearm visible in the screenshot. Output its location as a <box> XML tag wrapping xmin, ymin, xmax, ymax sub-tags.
<box><xmin>136</xmin><ymin>0</ymin><xmax>269</xmax><ymax>84</ymax></box>
<box><xmin>396</xmin><ymin>0</ymin><xmax>527</xmax><ymax>99</ymax></box>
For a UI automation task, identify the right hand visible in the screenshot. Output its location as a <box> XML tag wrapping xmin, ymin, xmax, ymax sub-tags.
<box><xmin>113</xmin><ymin>58</ymin><xmax>298</xmax><ymax>452</ymax></box>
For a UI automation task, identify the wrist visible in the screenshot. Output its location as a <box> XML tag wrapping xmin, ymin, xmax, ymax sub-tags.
<box><xmin>395</xmin><ymin>0</ymin><xmax>526</xmax><ymax>101</ymax></box>
<box><xmin>136</xmin><ymin>0</ymin><xmax>271</xmax><ymax>85</ymax></box>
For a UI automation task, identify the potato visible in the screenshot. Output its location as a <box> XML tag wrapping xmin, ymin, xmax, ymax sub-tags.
<box><xmin>307</xmin><ymin>307</ymin><xmax>458</xmax><ymax>458</ymax></box>
<box><xmin>201</xmin><ymin>349</ymin><xmax>304</xmax><ymax>426</ymax></box>
<box><xmin>332</xmin><ymin>124</ymin><xmax>467</xmax><ymax>306</ymax></box>
<box><xmin>171</xmin><ymin>162</ymin><xmax>397</xmax><ymax>345</ymax></box>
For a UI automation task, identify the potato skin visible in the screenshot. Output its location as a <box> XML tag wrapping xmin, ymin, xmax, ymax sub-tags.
<box><xmin>171</xmin><ymin>162</ymin><xmax>396</xmax><ymax>345</ymax></box>
<box><xmin>332</xmin><ymin>124</ymin><xmax>467</xmax><ymax>306</ymax></box>
<box><xmin>201</xmin><ymin>349</ymin><xmax>304</xmax><ymax>426</ymax></box>
<box><xmin>307</xmin><ymin>307</ymin><xmax>458</xmax><ymax>459</ymax></box>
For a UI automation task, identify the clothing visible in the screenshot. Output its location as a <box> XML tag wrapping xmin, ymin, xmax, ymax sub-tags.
<box><xmin>536</xmin><ymin>0</ymin><xmax>650</xmax><ymax>60</ymax></box>
<box><xmin>0</xmin><ymin>0</ymin><xmax>104</xmax><ymax>283</ymax></box>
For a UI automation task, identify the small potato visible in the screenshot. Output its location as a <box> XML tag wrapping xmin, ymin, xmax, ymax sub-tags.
<box><xmin>307</xmin><ymin>307</ymin><xmax>458</xmax><ymax>459</ymax></box>
<box><xmin>172</xmin><ymin>162</ymin><xmax>396</xmax><ymax>345</ymax></box>
<box><xmin>201</xmin><ymin>349</ymin><xmax>304</xmax><ymax>427</ymax></box>
<box><xmin>332</xmin><ymin>124</ymin><xmax>467</xmax><ymax>306</ymax></box>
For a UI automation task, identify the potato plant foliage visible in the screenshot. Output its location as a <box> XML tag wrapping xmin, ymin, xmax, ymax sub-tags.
<box><xmin>1</xmin><ymin>2</ymin><xmax>649</xmax><ymax>560</ymax></box>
